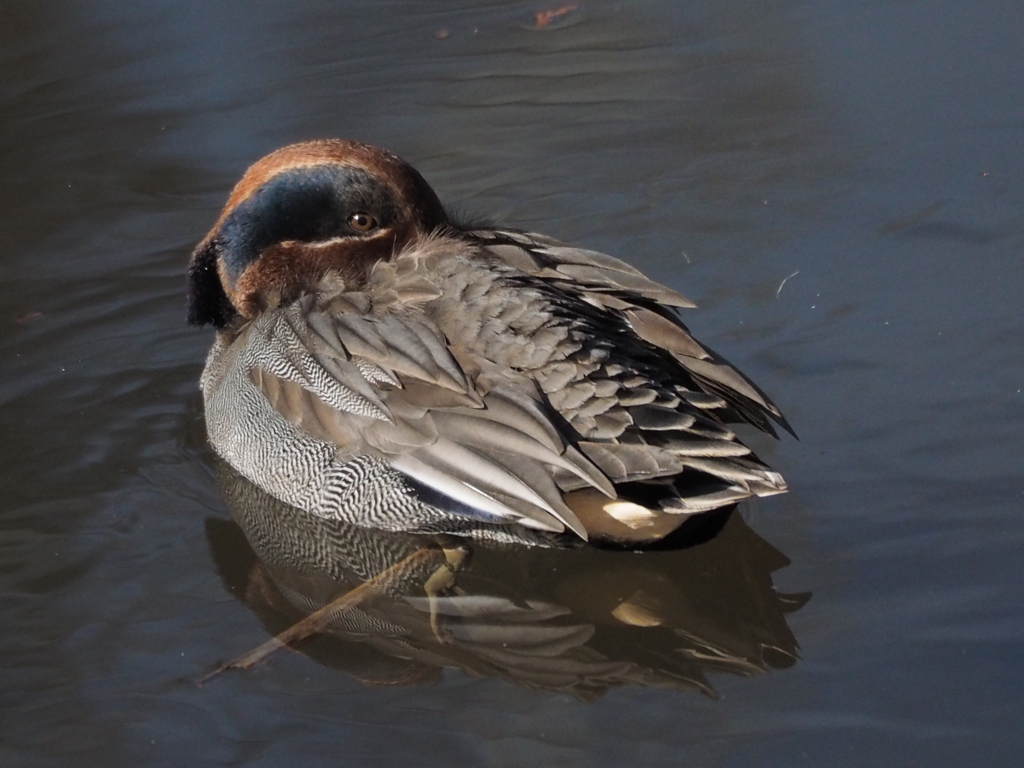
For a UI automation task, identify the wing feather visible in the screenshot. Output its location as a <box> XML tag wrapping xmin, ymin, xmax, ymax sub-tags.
<box><xmin>246</xmin><ymin>269</ymin><xmax>611</xmax><ymax>535</ymax></box>
<box><xmin>476</xmin><ymin>228</ymin><xmax>794</xmax><ymax>438</ymax></box>
<box><xmin>243</xmin><ymin>230</ymin><xmax>790</xmax><ymax>540</ymax></box>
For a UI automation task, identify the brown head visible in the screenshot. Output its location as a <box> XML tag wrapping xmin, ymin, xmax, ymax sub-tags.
<box><xmin>187</xmin><ymin>139</ymin><xmax>452</xmax><ymax>328</ymax></box>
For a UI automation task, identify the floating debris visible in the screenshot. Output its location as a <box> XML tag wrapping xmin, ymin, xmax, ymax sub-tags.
<box><xmin>776</xmin><ymin>271</ymin><xmax>800</xmax><ymax>299</ymax></box>
<box><xmin>531</xmin><ymin>3</ymin><xmax>580</xmax><ymax>29</ymax></box>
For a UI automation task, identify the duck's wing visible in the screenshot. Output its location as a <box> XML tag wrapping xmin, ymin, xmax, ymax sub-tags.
<box><xmin>469</xmin><ymin>228</ymin><xmax>793</xmax><ymax>439</ymax></box>
<box><xmin>244</xmin><ymin>279</ymin><xmax>610</xmax><ymax>538</ymax></box>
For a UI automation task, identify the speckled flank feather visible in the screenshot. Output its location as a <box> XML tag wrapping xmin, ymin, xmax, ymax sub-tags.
<box><xmin>191</xmin><ymin>140</ymin><xmax>790</xmax><ymax>545</ymax></box>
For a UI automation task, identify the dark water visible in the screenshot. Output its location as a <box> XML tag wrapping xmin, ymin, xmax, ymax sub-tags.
<box><xmin>3</xmin><ymin>1</ymin><xmax>1022</xmax><ymax>765</ymax></box>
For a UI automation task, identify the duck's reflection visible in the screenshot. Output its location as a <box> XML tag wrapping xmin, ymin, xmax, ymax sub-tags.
<box><xmin>207</xmin><ymin>460</ymin><xmax>808</xmax><ymax>698</ymax></box>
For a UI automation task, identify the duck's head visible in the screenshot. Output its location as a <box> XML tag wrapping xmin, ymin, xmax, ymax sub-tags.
<box><xmin>187</xmin><ymin>139</ymin><xmax>451</xmax><ymax>328</ymax></box>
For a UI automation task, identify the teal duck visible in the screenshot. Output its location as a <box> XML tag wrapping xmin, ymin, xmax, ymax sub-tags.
<box><xmin>188</xmin><ymin>139</ymin><xmax>791</xmax><ymax>545</ymax></box>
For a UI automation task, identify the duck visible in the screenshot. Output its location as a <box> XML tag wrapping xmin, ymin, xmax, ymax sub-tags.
<box><xmin>188</xmin><ymin>139</ymin><xmax>791</xmax><ymax>546</ymax></box>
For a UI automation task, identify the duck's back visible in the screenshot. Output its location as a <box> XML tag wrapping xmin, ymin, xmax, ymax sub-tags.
<box><xmin>200</xmin><ymin>232</ymin><xmax>787</xmax><ymax>544</ymax></box>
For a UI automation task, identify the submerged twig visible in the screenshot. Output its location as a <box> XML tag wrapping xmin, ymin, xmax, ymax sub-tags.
<box><xmin>199</xmin><ymin>547</ymin><xmax>438</xmax><ymax>685</ymax></box>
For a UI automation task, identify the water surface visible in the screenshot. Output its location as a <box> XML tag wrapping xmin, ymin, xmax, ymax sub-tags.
<box><xmin>2</xmin><ymin>1</ymin><xmax>1023</xmax><ymax>766</ymax></box>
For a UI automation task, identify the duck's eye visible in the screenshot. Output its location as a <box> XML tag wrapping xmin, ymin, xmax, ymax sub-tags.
<box><xmin>348</xmin><ymin>212</ymin><xmax>378</xmax><ymax>233</ymax></box>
